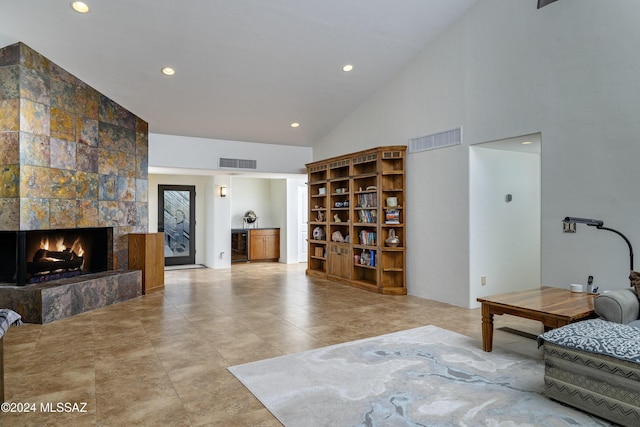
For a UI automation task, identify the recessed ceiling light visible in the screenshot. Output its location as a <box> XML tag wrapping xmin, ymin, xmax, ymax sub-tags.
<box><xmin>342</xmin><ymin>64</ymin><xmax>353</xmax><ymax>72</ymax></box>
<box><xmin>521</xmin><ymin>141</ymin><xmax>532</xmax><ymax>145</ymax></box>
<box><xmin>161</xmin><ymin>67</ymin><xmax>175</xmax><ymax>76</ymax></box>
<box><xmin>71</xmin><ymin>1</ymin><xmax>90</xmax><ymax>13</ymax></box>
<box><xmin>290</xmin><ymin>122</ymin><xmax>300</xmax><ymax>128</ymax></box>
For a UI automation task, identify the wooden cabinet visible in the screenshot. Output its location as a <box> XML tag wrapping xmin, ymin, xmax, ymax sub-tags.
<box><xmin>328</xmin><ymin>243</ymin><xmax>351</xmax><ymax>280</ymax></box>
<box><xmin>306</xmin><ymin>146</ymin><xmax>406</xmax><ymax>295</ymax></box>
<box><xmin>249</xmin><ymin>228</ymin><xmax>280</xmax><ymax>261</ymax></box>
<box><xmin>128</xmin><ymin>232</ymin><xmax>165</xmax><ymax>294</ymax></box>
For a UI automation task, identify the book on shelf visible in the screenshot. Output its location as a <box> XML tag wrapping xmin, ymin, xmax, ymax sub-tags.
<box><xmin>385</xmin><ymin>209</ymin><xmax>400</xmax><ymax>224</ymax></box>
<box><xmin>359</xmin><ymin>229</ymin><xmax>377</xmax><ymax>246</ymax></box>
<box><xmin>356</xmin><ymin>193</ymin><xmax>377</xmax><ymax>208</ymax></box>
<box><xmin>357</xmin><ymin>209</ymin><xmax>377</xmax><ymax>223</ymax></box>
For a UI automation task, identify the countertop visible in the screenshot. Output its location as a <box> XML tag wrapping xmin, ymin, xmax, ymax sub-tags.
<box><xmin>231</xmin><ymin>228</ymin><xmax>280</xmax><ymax>232</ymax></box>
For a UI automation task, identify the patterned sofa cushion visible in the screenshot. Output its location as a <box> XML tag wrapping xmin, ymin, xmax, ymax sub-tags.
<box><xmin>538</xmin><ymin>318</ymin><xmax>640</xmax><ymax>365</ymax></box>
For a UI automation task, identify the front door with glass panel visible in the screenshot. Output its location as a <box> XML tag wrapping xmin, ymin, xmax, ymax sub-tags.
<box><xmin>158</xmin><ymin>185</ymin><xmax>196</xmax><ymax>266</ymax></box>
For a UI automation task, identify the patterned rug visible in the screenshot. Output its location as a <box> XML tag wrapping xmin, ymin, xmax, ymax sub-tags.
<box><xmin>229</xmin><ymin>325</ymin><xmax>612</xmax><ymax>426</ymax></box>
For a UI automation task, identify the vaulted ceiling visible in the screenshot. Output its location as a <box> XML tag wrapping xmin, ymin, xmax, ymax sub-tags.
<box><xmin>0</xmin><ymin>0</ymin><xmax>478</xmax><ymax>147</ymax></box>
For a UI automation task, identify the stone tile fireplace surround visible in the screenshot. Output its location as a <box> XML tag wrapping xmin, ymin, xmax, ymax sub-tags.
<box><xmin>0</xmin><ymin>43</ymin><xmax>148</xmax><ymax>323</ymax></box>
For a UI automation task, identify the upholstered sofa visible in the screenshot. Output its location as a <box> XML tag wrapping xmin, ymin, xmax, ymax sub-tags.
<box><xmin>594</xmin><ymin>287</ymin><xmax>640</xmax><ymax>327</ymax></box>
<box><xmin>538</xmin><ymin>288</ymin><xmax>640</xmax><ymax>427</ymax></box>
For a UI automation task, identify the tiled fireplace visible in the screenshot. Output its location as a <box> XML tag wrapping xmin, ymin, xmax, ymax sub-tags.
<box><xmin>0</xmin><ymin>42</ymin><xmax>148</xmax><ymax>322</ymax></box>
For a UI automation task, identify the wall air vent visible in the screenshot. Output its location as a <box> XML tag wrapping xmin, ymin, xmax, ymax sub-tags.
<box><xmin>409</xmin><ymin>127</ymin><xmax>462</xmax><ymax>154</ymax></box>
<box><xmin>219</xmin><ymin>158</ymin><xmax>257</xmax><ymax>169</ymax></box>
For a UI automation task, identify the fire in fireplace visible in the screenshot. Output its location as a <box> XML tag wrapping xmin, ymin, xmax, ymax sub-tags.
<box><xmin>0</xmin><ymin>227</ymin><xmax>112</xmax><ymax>285</ymax></box>
<box><xmin>28</xmin><ymin>234</ymin><xmax>86</xmax><ymax>281</ymax></box>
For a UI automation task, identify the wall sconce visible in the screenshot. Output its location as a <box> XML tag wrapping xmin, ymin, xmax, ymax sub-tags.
<box><xmin>220</xmin><ymin>186</ymin><xmax>227</xmax><ymax>197</ymax></box>
<box><xmin>562</xmin><ymin>216</ymin><xmax>634</xmax><ymax>272</ymax></box>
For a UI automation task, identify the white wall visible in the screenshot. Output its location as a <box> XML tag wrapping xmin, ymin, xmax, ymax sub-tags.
<box><xmin>149</xmin><ymin>133</ymin><xmax>311</xmax><ymax>174</ymax></box>
<box><xmin>315</xmin><ymin>0</ymin><xmax>640</xmax><ymax>306</ymax></box>
<box><xmin>406</xmin><ymin>145</ymin><xmax>470</xmax><ymax>306</ymax></box>
<box><xmin>230</xmin><ymin>178</ymin><xmax>278</xmax><ymax>229</ymax></box>
<box><xmin>207</xmin><ymin>175</ymin><xmax>231</xmax><ymax>269</ymax></box>
<box><xmin>469</xmin><ymin>147</ymin><xmax>540</xmax><ymax>307</ymax></box>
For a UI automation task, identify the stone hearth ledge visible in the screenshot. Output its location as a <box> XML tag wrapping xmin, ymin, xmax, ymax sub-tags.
<box><xmin>0</xmin><ymin>270</ymin><xmax>142</xmax><ymax>324</ymax></box>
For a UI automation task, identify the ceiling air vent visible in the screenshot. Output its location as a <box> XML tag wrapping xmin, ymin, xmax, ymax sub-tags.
<box><xmin>409</xmin><ymin>127</ymin><xmax>462</xmax><ymax>154</ymax></box>
<box><xmin>219</xmin><ymin>157</ymin><xmax>257</xmax><ymax>169</ymax></box>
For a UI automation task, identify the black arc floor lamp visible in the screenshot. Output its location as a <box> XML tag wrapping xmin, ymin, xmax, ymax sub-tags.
<box><xmin>563</xmin><ymin>217</ymin><xmax>634</xmax><ymax>277</ymax></box>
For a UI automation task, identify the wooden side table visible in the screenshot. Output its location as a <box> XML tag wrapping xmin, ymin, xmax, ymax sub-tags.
<box><xmin>477</xmin><ymin>286</ymin><xmax>597</xmax><ymax>352</ymax></box>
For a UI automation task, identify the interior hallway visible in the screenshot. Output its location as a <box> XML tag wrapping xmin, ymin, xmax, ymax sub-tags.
<box><xmin>1</xmin><ymin>263</ymin><xmax>543</xmax><ymax>426</ymax></box>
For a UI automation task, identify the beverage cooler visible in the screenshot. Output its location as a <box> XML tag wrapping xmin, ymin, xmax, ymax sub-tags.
<box><xmin>231</xmin><ymin>229</ymin><xmax>248</xmax><ymax>262</ymax></box>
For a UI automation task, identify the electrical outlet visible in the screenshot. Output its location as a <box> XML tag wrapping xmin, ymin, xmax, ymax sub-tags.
<box><xmin>481</xmin><ymin>275</ymin><xmax>487</xmax><ymax>286</ymax></box>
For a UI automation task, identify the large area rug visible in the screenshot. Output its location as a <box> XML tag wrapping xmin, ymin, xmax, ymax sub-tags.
<box><xmin>229</xmin><ymin>325</ymin><xmax>612</xmax><ymax>426</ymax></box>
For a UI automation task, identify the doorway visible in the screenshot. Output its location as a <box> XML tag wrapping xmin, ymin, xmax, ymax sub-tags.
<box><xmin>298</xmin><ymin>184</ymin><xmax>308</xmax><ymax>262</ymax></box>
<box><xmin>469</xmin><ymin>134</ymin><xmax>541</xmax><ymax>307</ymax></box>
<box><xmin>158</xmin><ymin>184</ymin><xmax>196</xmax><ymax>266</ymax></box>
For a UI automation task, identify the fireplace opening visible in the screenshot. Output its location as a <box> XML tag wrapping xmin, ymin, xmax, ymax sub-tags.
<box><xmin>0</xmin><ymin>227</ymin><xmax>112</xmax><ymax>285</ymax></box>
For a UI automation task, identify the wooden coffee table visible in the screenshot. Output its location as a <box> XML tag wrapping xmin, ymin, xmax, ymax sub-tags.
<box><xmin>477</xmin><ymin>286</ymin><xmax>597</xmax><ymax>352</ymax></box>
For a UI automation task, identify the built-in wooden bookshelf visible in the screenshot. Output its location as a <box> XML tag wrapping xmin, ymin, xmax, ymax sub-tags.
<box><xmin>306</xmin><ymin>146</ymin><xmax>406</xmax><ymax>295</ymax></box>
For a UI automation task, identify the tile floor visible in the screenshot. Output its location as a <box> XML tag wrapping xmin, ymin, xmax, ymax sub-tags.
<box><xmin>0</xmin><ymin>263</ymin><xmax>544</xmax><ymax>426</ymax></box>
